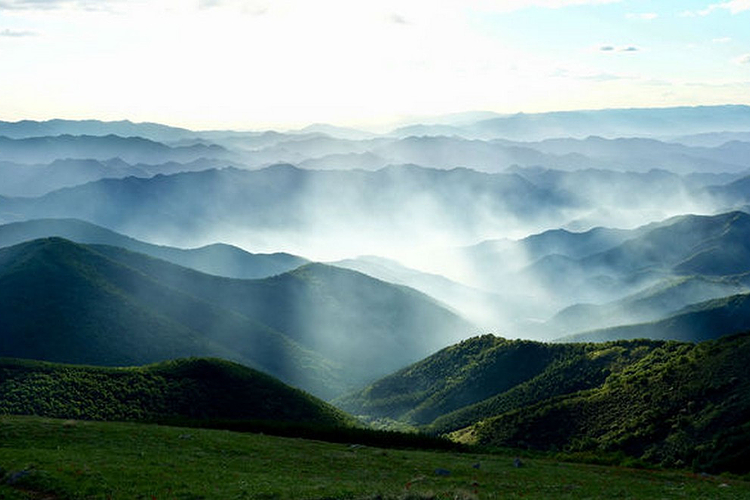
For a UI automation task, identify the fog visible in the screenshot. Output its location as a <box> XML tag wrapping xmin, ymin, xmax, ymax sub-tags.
<box><xmin>1</xmin><ymin>111</ymin><xmax>750</xmax><ymax>396</ymax></box>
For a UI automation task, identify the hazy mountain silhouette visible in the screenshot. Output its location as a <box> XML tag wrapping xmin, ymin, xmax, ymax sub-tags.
<box><xmin>0</xmin><ymin>237</ymin><xmax>472</xmax><ymax>398</ymax></box>
<box><xmin>0</xmin><ymin>135</ymin><xmax>235</xmax><ymax>164</ymax></box>
<box><xmin>0</xmin><ymin>218</ymin><xmax>308</xmax><ymax>279</ymax></box>
<box><xmin>0</xmin><ymin>164</ymin><xmax>574</xmax><ymax>247</ymax></box>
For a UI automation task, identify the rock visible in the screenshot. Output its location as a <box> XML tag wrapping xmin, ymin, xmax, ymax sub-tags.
<box><xmin>513</xmin><ymin>457</ymin><xmax>524</xmax><ymax>468</ymax></box>
<box><xmin>434</xmin><ymin>468</ymin><xmax>451</xmax><ymax>476</ymax></box>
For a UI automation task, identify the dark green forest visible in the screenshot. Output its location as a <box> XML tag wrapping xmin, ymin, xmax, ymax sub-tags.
<box><xmin>0</xmin><ymin>357</ymin><xmax>350</xmax><ymax>427</ymax></box>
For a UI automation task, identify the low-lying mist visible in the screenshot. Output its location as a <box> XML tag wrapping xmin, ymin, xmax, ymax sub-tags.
<box><xmin>3</xmin><ymin>160</ymin><xmax>739</xmax><ymax>343</ymax></box>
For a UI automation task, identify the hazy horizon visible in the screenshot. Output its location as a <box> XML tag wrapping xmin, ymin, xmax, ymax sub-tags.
<box><xmin>2</xmin><ymin>0</ymin><xmax>750</xmax><ymax>130</ymax></box>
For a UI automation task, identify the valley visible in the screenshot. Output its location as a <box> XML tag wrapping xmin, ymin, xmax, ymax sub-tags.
<box><xmin>2</xmin><ymin>106</ymin><xmax>750</xmax><ymax>496</ymax></box>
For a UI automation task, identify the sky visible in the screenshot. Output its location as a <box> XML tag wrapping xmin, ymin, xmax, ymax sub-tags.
<box><xmin>0</xmin><ymin>0</ymin><xmax>749</xmax><ymax>131</ymax></box>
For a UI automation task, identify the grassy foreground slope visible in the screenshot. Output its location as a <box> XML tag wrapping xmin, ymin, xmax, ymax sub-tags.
<box><xmin>0</xmin><ymin>357</ymin><xmax>350</xmax><ymax>427</ymax></box>
<box><xmin>0</xmin><ymin>416</ymin><xmax>747</xmax><ymax>500</ymax></box>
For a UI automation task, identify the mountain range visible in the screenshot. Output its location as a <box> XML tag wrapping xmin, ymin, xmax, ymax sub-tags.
<box><xmin>2</xmin><ymin>108</ymin><xmax>750</xmax><ymax>477</ymax></box>
<box><xmin>0</xmin><ymin>237</ymin><xmax>472</xmax><ymax>399</ymax></box>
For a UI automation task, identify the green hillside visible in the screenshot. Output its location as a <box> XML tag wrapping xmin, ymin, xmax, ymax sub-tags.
<box><xmin>338</xmin><ymin>336</ymin><xmax>655</xmax><ymax>431</ymax></box>
<box><xmin>343</xmin><ymin>333</ymin><xmax>750</xmax><ymax>473</ymax></box>
<box><xmin>470</xmin><ymin>332</ymin><xmax>750</xmax><ymax>474</ymax></box>
<box><xmin>0</xmin><ymin>357</ymin><xmax>350</xmax><ymax>427</ymax></box>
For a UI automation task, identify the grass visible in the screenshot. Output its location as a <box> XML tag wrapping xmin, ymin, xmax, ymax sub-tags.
<box><xmin>0</xmin><ymin>415</ymin><xmax>748</xmax><ymax>499</ymax></box>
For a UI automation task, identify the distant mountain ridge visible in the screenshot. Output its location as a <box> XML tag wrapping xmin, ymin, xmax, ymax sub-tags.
<box><xmin>0</xmin><ymin>134</ymin><xmax>235</xmax><ymax>165</ymax></box>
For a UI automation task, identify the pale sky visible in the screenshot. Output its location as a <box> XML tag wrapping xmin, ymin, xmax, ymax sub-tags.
<box><xmin>1</xmin><ymin>0</ymin><xmax>749</xmax><ymax>131</ymax></box>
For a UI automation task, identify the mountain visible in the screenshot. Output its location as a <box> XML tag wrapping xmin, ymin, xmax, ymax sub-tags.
<box><xmin>462</xmin><ymin>105</ymin><xmax>750</xmax><ymax>141</ymax></box>
<box><xmin>87</xmin><ymin>245</ymin><xmax>475</xmax><ymax>386</ymax></box>
<box><xmin>331</xmin><ymin>255</ymin><xmax>507</xmax><ymax>329</ymax></box>
<box><xmin>0</xmin><ymin>237</ymin><xmax>337</xmax><ymax>395</ymax></box>
<box><xmin>0</xmin><ymin>119</ymin><xmax>197</xmax><ymax>142</ymax></box>
<box><xmin>0</xmin><ymin>218</ymin><xmax>309</xmax><ymax>279</ymax></box>
<box><xmin>0</xmin><ymin>237</ymin><xmax>472</xmax><ymax>398</ymax></box>
<box><xmin>298</xmin><ymin>152</ymin><xmax>390</xmax><ymax>171</ymax></box>
<box><xmin>524</xmin><ymin>136</ymin><xmax>749</xmax><ymax>173</ymax></box>
<box><xmin>549</xmin><ymin>275</ymin><xmax>748</xmax><ymax>335</ymax></box>
<box><xmin>558</xmin><ymin>292</ymin><xmax>750</xmax><ymax>343</ymax></box>
<box><xmin>0</xmin><ymin>158</ymin><xmax>152</xmax><ymax>197</ymax></box>
<box><xmin>513</xmin><ymin>211</ymin><xmax>750</xmax><ymax>322</ymax></box>
<box><xmin>0</xmin><ymin>164</ymin><xmax>576</xmax><ymax>251</ymax></box>
<box><xmin>469</xmin><ymin>332</ymin><xmax>750</xmax><ymax>474</ymax></box>
<box><xmin>341</xmin><ymin>332</ymin><xmax>750</xmax><ymax>473</ymax></box>
<box><xmin>671</xmin><ymin>131</ymin><xmax>750</xmax><ymax>147</ymax></box>
<box><xmin>0</xmin><ymin>135</ymin><xmax>235</xmax><ymax>164</ymax></box>
<box><xmin>290</xmin><ymin>123</ymin><xmax>376</xmax><ymax>140</ymax></box>
<box><xmin>0</xmin><ymin>357</ymin><xmax>351</xmax><ymax>426</ymax></box>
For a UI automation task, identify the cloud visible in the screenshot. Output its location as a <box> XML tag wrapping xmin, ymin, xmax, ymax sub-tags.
<box><xmin>388</xmin><ymin>13</ymin><xmax>409</xmax><ymax>25</ymax></box>
<box><xmin>0</xmin><ymin>0</ymin><xmax>118</xmax><ymax>10</ymax></box>
<box><xmin>626</xmin><ymin>12</ymin><xmax>657</xmax><ymax>20</ymax></box>
<box><xmin>443</xmin><ymin>0</ymin><xmax>623</xmax><ymax>13</ymax></box>
<box><xmin>598</xmin><ymin>44</ymin><xmax>639</xmax><ymax>53</ymax></box>
<box><xmin>735</xmin><ymin>53</ymin><xmax>750</xmax><ymax>65</ymax></box>
<box><xmin>198</xmin><ymin>0</ymin><xmax>269</xmax><ymax>15</ymax></box>
<box><xmin>493</xmin><ymin>0</ymin><xmax>622</xmax><ymax>8</ymax></box>
<box><xmin>712</xmin><ymin>36</ymin><xmax>732</xmax><ymax>43</ymax></box>
<box><xmin>682</xmin><ymin>0</ymin><xmax>750</xmax><ymax>16</ymax></box>
<box><xmin>580</xmin><ymin>72</ymin><xmax>632</xmax><ymax>81</ymax></box>
<box><xmin>0</xmin><ymin>28</ymin><xmax>37</xmax><ymax>36</ymax></box>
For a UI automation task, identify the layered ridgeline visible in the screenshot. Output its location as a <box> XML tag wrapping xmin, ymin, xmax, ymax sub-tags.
<box><xmin>0</xmin><ymin>238</ymin><xmax>472</xmax><ymax>399</ymax></box>
<box><xmin>0</xmin><ymin>218</ymin><xmax>308</xmax><ymax>279</ymax></box>
<box><xmin>482</xmin><ymin>211</ymin><xmax>750</xmax><ymax>339</ymax></box>
<box><xmin>0</xmin><ymin>357</ymin><xmax>350</xmax><ymax>426</ymax></box>
<box><xmin>340</xmin><ymin>333</ymin><xmax>750</xmax><ymax>473</ymax></box>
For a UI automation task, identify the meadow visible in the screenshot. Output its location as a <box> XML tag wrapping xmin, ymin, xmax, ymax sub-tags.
<box><xmin>1</xmin><ymin>416</ymin><xmax>748</xmax><ymax>499</ymax></box>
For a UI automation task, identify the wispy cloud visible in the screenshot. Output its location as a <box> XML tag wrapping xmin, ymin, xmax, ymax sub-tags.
<box><xmin>712</xmin><ymin>36</ymin><xmax>732</xmax><ymax>43</ymax></box>
<box><xmin>735</xmin><ymin>53</ymin><xmax>750</xmax><ymax>65</ymax></box>
<box><xmin>0</xmin><ymin>28</ymin><xmax>37</xmax><ymax>36</ymax></box>
<box><xmin>388</xmin><ymin>13</ymin><xmax>409</xmax><ymax>25</ymax></box>
<box><xmin>198</xmin><ymin>0</ymin><xmax>269</xmax><ymax>15</ymax></box>
<box><xmin>681</xmin><ymin>0</ymin><xmax>750</xmax><ymax>16</ymax></box>
<box><xmin>464</xmin><ymin>0</ymin><xmax>623</xmax><ymax>12</ymax></box>
<box><xmin>598</xmin><ymin>44</ymin><xmax>640</xmax><ymax>53</ymax></box>
<box><xmin>580</xmin><ymin>72</ymin><xmax>633</xmax><ymax>81</ymax></box>
<box><xmin>625</xmin><ymin>12</ymin><xmax>657</xmax><ymax>20</ymax></box>
<box><xmin>0</xmin><ymin>0</ymin><xmax>119</xmax><ymax>10</ymax></box>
